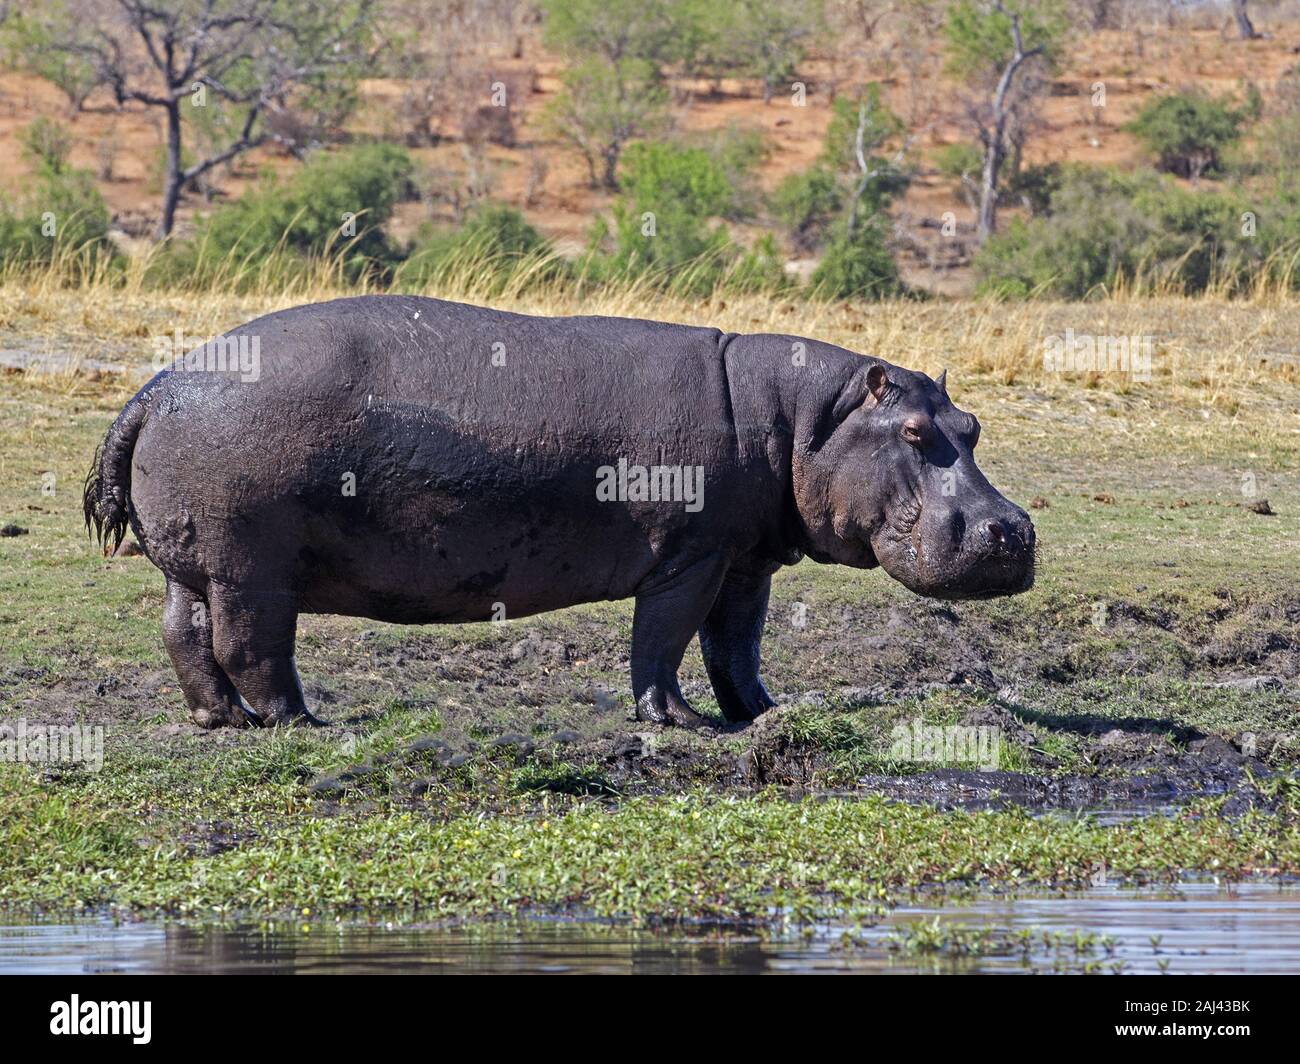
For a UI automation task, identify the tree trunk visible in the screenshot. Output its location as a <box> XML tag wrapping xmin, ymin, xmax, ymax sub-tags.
<box><xmin>977</xmin><ymin>137</ymin><xmax>1003</xmax><ymax>241</ymax></box>
<box><xmin>1234</xmin><ymin>0</ymin><xmax>1259</xmax><ymax>40</ymax></box>
<box><xmin>975</xmin><ymin>13</ymin><xmax>1043</xmax><ymax>242</ymax></box>
<box><xmin>1007</xmin><ymin>130</ymin><xmax>1024</xmax><ymax>183</ymax></box>
<box><xmin>155</xmin><ymin>101</ymin><xmax>183</xmax><ymax>240</ymax></box>
<box><xmin>579</xmin><ymin>147</ymin><xmax>599</xmax><ymax>190</ymax></box>
<box><xmin>601</xmin><ymin>145</ymin><xmax>619</xmax><ymax>191</ymax></box>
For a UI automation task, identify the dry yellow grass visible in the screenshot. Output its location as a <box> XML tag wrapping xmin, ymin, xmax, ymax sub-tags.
<box><xmin>1</xmin><ymin>260</ymin><xmax>1298</xmax><ymax>469</ymax></box>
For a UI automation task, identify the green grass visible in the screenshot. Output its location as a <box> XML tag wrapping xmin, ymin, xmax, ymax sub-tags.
<box><xmin>3</xmin><ymin>774</ymin><xmax>1297</xmax><ymax>924</ymax></box>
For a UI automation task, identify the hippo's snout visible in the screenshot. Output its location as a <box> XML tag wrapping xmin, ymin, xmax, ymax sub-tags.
<box><xmin>879</xmin><ymin>494</ymin><xmax>1036</xmax><ymax>601</ymax></box>
<box><xmin>939</xmin><ymin>503</ymin><xmax>1036</xmax><ymax>599</ymax></box>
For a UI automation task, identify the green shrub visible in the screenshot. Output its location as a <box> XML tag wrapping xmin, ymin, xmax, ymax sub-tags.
<box><xmin>771</xmin><ymin>167</ymin><xmax>843</xmax><ymax>253</ymax></box>
<box><xmin>590</xmin><ymin>140</ymin><xmax>743</xmax><ymax>290</ymax></box>
<box><xmin>695</xmin><ymin>124</ymin><xmax>767</xmax><ymax>220</ymax></box>
<box><xmin>619</xmin><ymin>140</ymin><xmax>737</xmax><ymax>221</ymax></box>
<box><xmin>581</xmin><ymin>137</ymin><xmax>789</xmax><ymax>295</ymax></box>
<box><xmin>1004</xmin><ymin>162</ymin><xmax>1062</xmax><ymax>217</ymax></box>
<box><xmin>723</xmin><ymin>233</ymin><xmax>795</xmax><ymax>295</ymax></box>
<box><xmin>770</xmin><ymin>83</ymin><xmax>906</xmax><ymax>284</ymax></box>
<box><xmin>823</xmin><ymin>89</ymin><xmax>901</xmax><ymax>167</ymax></box>
<box><xmin>820</xmin><ymin>88</ymin><xmax>910</xmax><ymax>212</ymax></box>
<box><xmin>932</xmin><ymin>143</ymin><xmax>983</xmax><ymax>184</ymax></box>
<box><xmin>0</xmin><ymin>145</ymin><xmax>115</xmax><ymax>276</ymax></box>
<box><xmin>156</xmin><ymin>143</ymin><xmax>413</xmax><ymax>288</ymax></box>
<box><xmin>1126</xmin><ymin>91</ymin><xmax>1249</xmax><ymax>182</ymax></box>
<box><xmin>933</xmin><ymin>143</ymin><xmax>1056</xmax><ymax>215</ymax></box>
<box><xmin>942</xmin><ymin>0</ymin><xmax>1067</xmax><ymax>80</ymax></box>
<box><xmin>974</xmin><ymin>166</ymin><xmax>1258</xmax><ymax>298</ymax></box>
<box><xmin>809</xmin><ymin>218</ymin><xmax>902</xmax><ymax>300</ymax></box>
<box><xmin>398</xmin><ymin>204</ymin><xmax>562</xmax><ymax>293</ymax></box>
<box><xmin>18</xmin><ymin>117</ymin><xmax>73</xmax><ymax>176</ymax></box>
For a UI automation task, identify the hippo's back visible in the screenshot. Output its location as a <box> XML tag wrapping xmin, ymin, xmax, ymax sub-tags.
<box><xmin>205</xmin><ymin>295</ymin><xmax>738</xmax><ymax>451</ymax></box>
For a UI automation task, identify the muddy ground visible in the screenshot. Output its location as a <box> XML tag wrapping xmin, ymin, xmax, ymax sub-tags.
<box><xmin>6</xmin><ymin>562</ymin><xmax>1296</xmax><ymax>821</ymax></box>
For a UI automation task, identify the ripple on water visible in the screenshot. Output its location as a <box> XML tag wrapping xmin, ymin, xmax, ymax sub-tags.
<box><xmin>2</xmin><ymin>881</ymin><xmax>1298</xmax><ymax>974</ymax></box>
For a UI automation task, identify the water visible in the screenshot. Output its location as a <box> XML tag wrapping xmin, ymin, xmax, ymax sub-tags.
<box><xmin>2</xmin><ymin>882</ymin><xmax>1296</xmax><ymax>974</ymax></box>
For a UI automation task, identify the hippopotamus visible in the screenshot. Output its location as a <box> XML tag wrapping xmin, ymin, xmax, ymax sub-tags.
<box><xmin>85</xmin><ymin>295</ymin><xmax>1034</xmax><ymax>729</ymax></box>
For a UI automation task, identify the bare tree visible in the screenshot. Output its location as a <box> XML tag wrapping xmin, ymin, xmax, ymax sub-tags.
<box><xmin>824</xmin><ymin>1</ymin><xmax>946</xmax><ymax>125</ymax></box>
<box><xmin>843</xmin><ymin>91</ymin><xmax>922</xmax><ymax>236</ymax></box>
<box><xmin>892</xmin><ymin>3</ymin><xmax>949</xmax><ymax>128</ymax></box>
<box><xmin>965</xmin><ymin>3</ymin><xmax>1047</xmax><ymax>240</ymax></box>
<box><xmin>26</xmin><ymin>1</ymin><xmax>378</xmax><ymax>238</ymax></box>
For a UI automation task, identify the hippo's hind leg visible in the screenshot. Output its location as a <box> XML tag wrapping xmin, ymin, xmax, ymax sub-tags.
<box><xmin>161</xmin><ymin>580</ymin><xmax>249</xmax><ymax>729</ymax></box>
<box><xmin>698</xmin><ymin>568</ymin><xmax>776</xmax><ymax>724</ymax></box>
<box><xmin>631</xmin><ymin>557</ymin><xmax>727</xmax><ymax>728</ymax></box>
<box><xmin>208</xmin><ymin>584</ymin><xmax>322</xmax><ymax>727</ymax></box>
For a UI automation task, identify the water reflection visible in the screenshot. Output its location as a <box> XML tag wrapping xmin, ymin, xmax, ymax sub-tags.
<box><xmin>2</xmin><ymin>882</ymin><xmax>1297</xmax><ymax>974</ymax></box>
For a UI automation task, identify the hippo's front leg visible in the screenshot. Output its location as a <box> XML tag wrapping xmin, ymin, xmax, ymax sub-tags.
<box><xmin>631</xmin><ymin>557</ymin><xmax>728</xmax><ymax>728</ymax></box>
<box><xmin>698</xmin><ymin>567</ymin><xmax>777</xmax><ymax>723</ymax></box>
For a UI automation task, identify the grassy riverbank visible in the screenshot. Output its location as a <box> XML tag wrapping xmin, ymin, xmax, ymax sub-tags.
<box><xmin>1</xmin><ymin>281</ymin><xmax>1298</xmax><ymax>924</ymax></box>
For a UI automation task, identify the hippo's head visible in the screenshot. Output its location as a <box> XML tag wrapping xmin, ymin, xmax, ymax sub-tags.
<box><xmin>792</xmin><ymin>360</ymin><xmax>1035</xmax><ymax>600</ymax></box>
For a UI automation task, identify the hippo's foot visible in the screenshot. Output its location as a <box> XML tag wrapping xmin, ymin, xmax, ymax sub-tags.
<box><xmin>163</xmin><ymin>580</ymin><xmax>256</xmax><ymax>730</ymax></box>
<box><xmin>713</xmin><ymin>682</ymin><xmax>775</xmax><ymax>725</ymax></box>
<box><xmin>635</xmin><ymin>686</ymin><xmax>706</xmax><ymax>729</ymax></box>
<box><xmin>199</xmin><ymin>583</ymin><xmax>326</xmax><ymax>729</ymax></box>
<box><xmin>190</xmin><ymin>701</ymin><xmax>256</xmax><ymax>730</ymax></box>
<box><xmin>631</xmin><ymin>558</ymin><xmax>731</xmax><ymax>729</ymax></box>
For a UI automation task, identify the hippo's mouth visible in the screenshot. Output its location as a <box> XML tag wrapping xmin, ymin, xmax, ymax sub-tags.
<box><xmin>923</xmin><ymin>543</ymin><xmax>1036</xmax><ymax>600</ymax></box>
<box><xmin>876</xmin><ymin>530</ymin><xmax>1036</xmax><ymax>601</ymax></box>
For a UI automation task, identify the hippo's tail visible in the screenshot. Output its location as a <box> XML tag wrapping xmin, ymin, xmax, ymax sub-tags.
<box><xmin>84</xmin><ymin>392</ymin><xmax>151</xmax><ymax>556</ymax></box>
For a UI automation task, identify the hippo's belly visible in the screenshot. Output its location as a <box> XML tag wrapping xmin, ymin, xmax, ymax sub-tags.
<box><xmin>290</xmin><ymin>408</ymin><xmax>699</xmax><ymax>623</ymax></box>
<box><xmin>296</xmin><ymin>484</ymin><xmax>661</xmax><ymax>623</ymax></box>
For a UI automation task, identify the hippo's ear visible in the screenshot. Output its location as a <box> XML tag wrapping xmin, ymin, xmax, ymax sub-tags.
<box><xmin>867</xmin><ymin>364</ymin><xmax>892</xmax><ymax>403</ymax></box>
<box><xmin>830</xmin><ymin>362</ymin><xmax>891</xmax><ymax>424</ymax></box>
<box><xmin>935</xmin><ymin>368</ymin><xmax>948</xmax><ymax>396</ymax></box>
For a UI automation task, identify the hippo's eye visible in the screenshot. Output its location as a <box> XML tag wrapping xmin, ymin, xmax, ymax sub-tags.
<box><xmin>900</xmin><ymin>417</ymin><xmax>930</xmax><ymax>447</ymax></box>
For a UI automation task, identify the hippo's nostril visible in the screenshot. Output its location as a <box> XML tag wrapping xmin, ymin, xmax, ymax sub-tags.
<box><xmin>985</xmin><ymin>519</ymin><xmax>1008</xmax><ymax>546</ymax></box>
